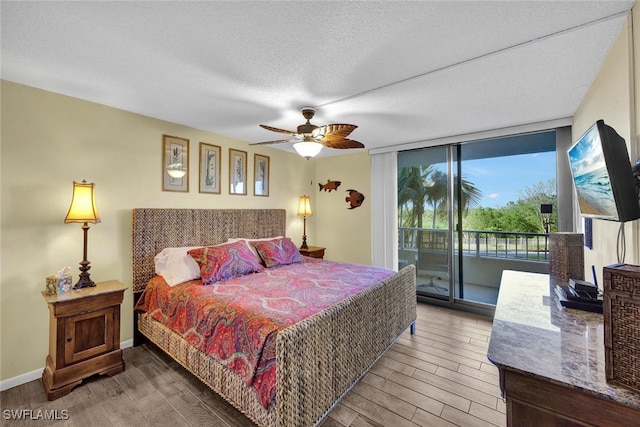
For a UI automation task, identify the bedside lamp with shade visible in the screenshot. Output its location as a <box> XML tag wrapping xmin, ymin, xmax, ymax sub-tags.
<box><xmin>297</xmin><ymin>195</ymin><xmax>312</xmax><ymax>249</ymax></box>
<box><xmin>65</xmin><ymin>180</ymin><xmax>100</xmax><ymax>289</ymax></box>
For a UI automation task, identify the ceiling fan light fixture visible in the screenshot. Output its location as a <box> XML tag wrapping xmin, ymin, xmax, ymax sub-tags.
<box><xmin>254</xmin><ymin>107</ymin><xmax>363</xmax><ymax>154</ymax></box>
<box><xmin>293</xmin><ymin>141</ymin><xmax>323</xmax><ymax>159</ymax></box>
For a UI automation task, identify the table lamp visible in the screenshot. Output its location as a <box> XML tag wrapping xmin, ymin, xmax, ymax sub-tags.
<box><xmin>297</xmin><ymin>195</ymin><xmax>312</xmax><ymax>249</ymax></box>
<box><xmin>65</xmin><ymin>180</ymin><xmax>100</xmax><ymax>289</ymax></box>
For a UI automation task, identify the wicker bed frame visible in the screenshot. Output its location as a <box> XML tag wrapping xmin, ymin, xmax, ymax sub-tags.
<box><xmin>132</xmin><ymin>208</ymin><xmax>417</xmax><ymax>427</ymax></box>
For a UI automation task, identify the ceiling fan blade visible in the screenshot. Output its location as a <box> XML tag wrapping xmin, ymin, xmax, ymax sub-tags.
<box><xmin>251</xmin><ymin>138</ymin><xmax>295</xmax><ymax>146</ymax></box>
<box><xmin>313</xmin><ymin>124</ymin><xmax>357</xmax><ymax>140</ymax></box>
<box><xmin>259</xmin><ymin>111</ymin><xmax>363</xmax><ymax>149</ymax></box>
<box><xmin>260</xmin><ymin>124</ymin><xmax>297</xmax><ymax>135</ymax></box>
<box><xmin>322</xmin><ymin>138</ymin><xmax>365</xmax><ymax>149</ymax></box>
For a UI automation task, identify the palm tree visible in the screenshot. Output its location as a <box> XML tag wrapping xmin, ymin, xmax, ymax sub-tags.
<box><xmin>398</xmin><ymin>165</ymin><xmax>482</xmax><ymax>229</ymax></box>
<box><xmin>424</xmin><ymin>170</ymin><xmax>482</xmax><ymax>228</ymax></box>
<box><xmin>398</xmin><ymin>165</ymin><xmax>435</xmax><ymax>229</ymax></box>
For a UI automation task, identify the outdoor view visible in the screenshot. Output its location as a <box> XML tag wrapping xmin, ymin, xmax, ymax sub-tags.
<box><xmin>398</xmin><ymin>133</ymin><xmax>558</xmax><ymax>306</ymax></box>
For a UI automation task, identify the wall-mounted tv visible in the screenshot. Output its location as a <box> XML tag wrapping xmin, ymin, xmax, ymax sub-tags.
<box><xmin>568</xmin><ymin>120</ymin><xmax>640</xmax><ymax>222</ymax></box>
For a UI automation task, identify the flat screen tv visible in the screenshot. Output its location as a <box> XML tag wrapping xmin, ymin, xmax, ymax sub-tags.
<box><xmin>568</xmin><ymin>120</ymin><xmax>640</xmax><ymax>222</ymax></box>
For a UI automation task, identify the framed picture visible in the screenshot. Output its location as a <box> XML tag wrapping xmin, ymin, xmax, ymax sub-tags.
<box><xmin>162</xmin><ymin>135</ymin><xmax>189</xmax><ymax>192</ymax></box>
<box><xmin>199</xmin><ymin>142</ymin><xmax>221</xmax><ymax>194</ymax></box>
<box><xmin>254</xmin><ymin>154</ymin><xmax>270</xmax><ymax>197</ymax></box>
<box><xmin>229</xmin><ymin>148</ymin><xmax>247</xmax><ymax>195</ymax></box>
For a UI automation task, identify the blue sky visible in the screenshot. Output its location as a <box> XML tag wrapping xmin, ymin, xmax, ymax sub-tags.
<box><xmin>462</xmin><ymin>151</ymin><xmax>556</xmax><ymax>208</ymax></box>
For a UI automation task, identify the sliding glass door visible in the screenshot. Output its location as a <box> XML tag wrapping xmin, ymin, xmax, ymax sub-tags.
<box><xmin>398</xmin><ymin>146</ymin><xmax>452</xmax><ymax>300</ymax></box>
<box><xmin>398</xmin><ymin>131</ymin><xmax>558</xmax><ymax>309</ymax></box>
<box><xmin>457</xmin><ymin>134</ymin><xmax>557</xmax><ymax>305</ymax></box>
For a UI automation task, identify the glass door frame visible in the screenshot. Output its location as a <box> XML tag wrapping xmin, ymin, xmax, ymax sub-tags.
<box><xmin>407</xmin><ymin>145</ymin><xmax>454</xmax><ymax>302</ymax></box>
<box><xmin>414</xmin><ymin>144</ymin><xmax>497</xmax><ymax>317</ymax></box>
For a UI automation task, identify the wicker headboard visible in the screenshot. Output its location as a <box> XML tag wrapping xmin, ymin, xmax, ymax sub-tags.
<box><xmin>131</xmin><ymin>208</ymin><xmax>287</xmax><ymax>293</ymax></box>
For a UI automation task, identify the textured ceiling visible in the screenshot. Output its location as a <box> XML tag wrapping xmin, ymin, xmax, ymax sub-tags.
<box><xmin>1</xmin><ymin>1</ymin><xmax>635</xmax><ymax>156</ymax></box>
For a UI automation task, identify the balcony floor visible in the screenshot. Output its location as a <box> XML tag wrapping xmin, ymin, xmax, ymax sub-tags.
<box><xmin>416</xmin><ymin>273</ymin><xmax>499</xmax><ymax>305</ymax></box>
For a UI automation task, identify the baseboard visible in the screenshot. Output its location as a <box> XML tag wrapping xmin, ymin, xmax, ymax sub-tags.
<box><xmin>0</xmin><ymin>368</ymin><xmax>42</xmax><ymax>392</ymax></box>
<box><xmin>0</xmin><ymin>339</ymin><xmax>134</xmax><ymax>392</ymax></box>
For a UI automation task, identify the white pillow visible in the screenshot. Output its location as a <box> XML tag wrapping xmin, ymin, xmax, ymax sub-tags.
<box><xmin>227</xmin><ymin>236</ymin><xmax>283</xmax><ymax>264</ymax></box>
<box><xmin>154</xmin><ymin>246</ymin><xmax>203</xmax><ymax>286</ymax></box>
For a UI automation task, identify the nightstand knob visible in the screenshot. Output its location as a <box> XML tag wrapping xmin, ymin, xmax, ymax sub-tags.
<box><xmin>66</xmin><ymin>337</ymin><xmax>72</xmax><ymax>343</ymax></box>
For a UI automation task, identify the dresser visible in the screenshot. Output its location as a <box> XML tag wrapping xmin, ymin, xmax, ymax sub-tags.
<box><xmin>41</xmin><ymin>280</ymin><xmax>126</xmax><ymax>400</ymax></box>
<box><xmin>488</xmin><ymin>270</ymin><xmax>640</xmax><ymax>426</ymax></box>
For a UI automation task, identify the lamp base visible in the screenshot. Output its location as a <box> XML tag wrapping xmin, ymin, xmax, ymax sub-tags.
<box><xmin>74</xmin><ymin>275</ymin><xmax>96</xmax><ymax>290</ymax></box>
<box><xmin>300</xmin><ymin>215</ymin><xmax>309</xmax><ymax>249</ymax></box>
<box><xmin>73</xmin><ymin>260</ymin><xmax>96</xmax><ymax>290</ymax></box>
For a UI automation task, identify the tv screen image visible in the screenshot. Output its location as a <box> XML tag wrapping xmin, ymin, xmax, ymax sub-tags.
<box><xmin>569</xmin><ymin>125</ymin><xmax>617</xmax><ymax>216</ymax></box>
<box><xmin>568</xmin><ymin>120</ymin><xmax>640</xmax><ymax>222</ymax></box>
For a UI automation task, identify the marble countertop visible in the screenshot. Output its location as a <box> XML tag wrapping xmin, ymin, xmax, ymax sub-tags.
<box><xmin>487</xmin><ymin>270</ymin><xmax>640</xmax><ymax>409</ymax></box>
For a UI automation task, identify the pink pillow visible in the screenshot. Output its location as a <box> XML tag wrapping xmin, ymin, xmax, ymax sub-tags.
<box><xmin>188</xmin><ymin>241</ymin><xmax>263</xmax><ymax>285</ymax></box>
<box><xmin>227</xmin><ymin>236</ymin><xmax>283</xmax><ymax>265</ymax></box>
<box><xmin>253</xmin><ymin>237</ymin><xmax>304</xmax><ymax>268</ymax></box>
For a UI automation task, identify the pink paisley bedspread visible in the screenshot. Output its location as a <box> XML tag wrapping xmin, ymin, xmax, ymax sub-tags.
<box><xmin>134</xmin><ymin>258</ymin><xmax>394</xmax><ymax>408</ymax></box>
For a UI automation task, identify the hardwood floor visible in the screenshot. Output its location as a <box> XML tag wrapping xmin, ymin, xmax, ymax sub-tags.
<box><xmin>0</xmin><ymin>303</ymin><xmax>503</xmax><ymax>427</ymax></box>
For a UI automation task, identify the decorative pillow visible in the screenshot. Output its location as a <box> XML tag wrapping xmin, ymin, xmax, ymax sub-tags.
<box><xmin>154</xmin><ymin>246</ymin><xmax>203</xmax><ymax>286</ymax></box>
<box><xmin>188</xmin><ymin>241</ymin><xmax>264</xmax><ymax>285</ymax></box>
<box><xmin>253</xmin><ymin>237</ymin><xmax>305</xmax><ymax>268</ymax></box>
<box><xmin>227</xmin><ymin>236</ymin><xmax>284</xmax><ymax>265</ymax></box>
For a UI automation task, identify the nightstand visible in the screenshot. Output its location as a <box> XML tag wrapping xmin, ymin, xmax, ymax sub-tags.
<box><xmin>299</xmin><ymin>246</ymin><xmax>325</xmax><ymax>259</ymax></box>
<box><xmin>41</xmin><ymin>280</ymin><xmax>126</xmax><ymax>400</ymax></box>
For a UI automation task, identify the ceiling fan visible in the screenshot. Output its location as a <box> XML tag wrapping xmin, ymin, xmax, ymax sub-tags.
<box><xmin>251</xmin><ymin>107</ymin><xmax>364</xmax><ymax>158</ymax></box>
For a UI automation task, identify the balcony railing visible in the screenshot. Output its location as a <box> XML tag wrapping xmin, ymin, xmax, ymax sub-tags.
<box><xmin>399</xmin><ymin>227</ymin><xmax>550</xmax><ymax>262</ymax></box>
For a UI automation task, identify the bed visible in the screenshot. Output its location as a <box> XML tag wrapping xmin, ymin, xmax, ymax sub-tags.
<box><xmin>132</xmin><ymin>208</ymin><xmax>417</xmax><ymax>427</ymax></box>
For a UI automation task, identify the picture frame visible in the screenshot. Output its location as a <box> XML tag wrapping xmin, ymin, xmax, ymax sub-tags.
<box><xmin>199</xmin><ymin>142</ymin><xmax>221</xmax><ymax>194</ymax></box>
<box><xmin>229</xmin><ymin>148</ymin><xmax>247</xmax><ymax>195</ymax></box>
<box><xmin>254</xmin><ymin>154</ymin><xmax>270</xmax><ymax>197</ymax></box>
<box><xmin>162</xmin><ymin>135</ymin><xmax>189</xmax><ymax>192</ymax></box>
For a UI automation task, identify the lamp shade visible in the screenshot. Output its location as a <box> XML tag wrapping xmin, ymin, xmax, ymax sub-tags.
<box><xmin>64</xmin><ymin>180</ymin><xmax>100</xmax><ymax>224</ymax></box>
<box><xmin>293</xmin><ymin>141</ymin><xmax>323</xmax><ymax>159</ymax></box>
<box><xmin>297</xmin><ymin>195</ymin><xmax>312</xmax><ymax>217</ymax></box>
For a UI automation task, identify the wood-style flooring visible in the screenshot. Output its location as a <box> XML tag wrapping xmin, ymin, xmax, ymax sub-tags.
<box><xmin>0</xmin><ymin>303</ymin><xmax>504</xmax><ymax>427</ymax></box>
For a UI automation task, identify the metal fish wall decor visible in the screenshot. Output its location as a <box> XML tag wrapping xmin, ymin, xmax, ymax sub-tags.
<box><xmin>319</xmin><ymin>180</ymin><xmax>341</xmax><ymax>192</ymax></box>
<box><xmin>346</xmin><ymin>189</ymin><xmax>365</xmax><ymax>209</ymax></box>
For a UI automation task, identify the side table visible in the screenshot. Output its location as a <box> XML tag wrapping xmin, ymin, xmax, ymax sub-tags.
<box><xmin>41</xmin><ymin>280</ymin><xmax>126</xmax><ymax>400</ymax></box>
<box><xmin>299</xmin><ymin>246</ymin><xmax>326</xmax><ymax>259</ymax></box>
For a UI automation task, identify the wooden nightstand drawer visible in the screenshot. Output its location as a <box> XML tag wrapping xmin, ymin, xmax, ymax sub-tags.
<box><xmin>299</xmin><ymin>246</ymin><xmax>325</xmax><ymax>259</ymax></box>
